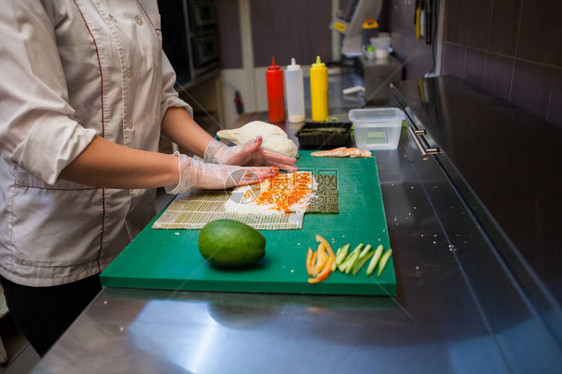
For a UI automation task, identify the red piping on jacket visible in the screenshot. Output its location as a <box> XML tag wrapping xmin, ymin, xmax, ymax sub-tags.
<box><xmin>13</xmin><ymin>184</ymin><xmax>96</xmax><ymax>191</ymax></box>
<box><xmin>135</xmin><ymin>0</ymin><xmax>159</xmax><ymax>32</ymax></box>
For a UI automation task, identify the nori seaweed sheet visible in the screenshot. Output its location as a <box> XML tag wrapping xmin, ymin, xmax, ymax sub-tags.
<box><xmin>308</xmin><ymin>174</ymin><xmax>339</xmax><ymax>213</ymax></box>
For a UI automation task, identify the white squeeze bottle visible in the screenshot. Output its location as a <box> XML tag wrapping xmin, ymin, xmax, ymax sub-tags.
<box><xmin>285</xmin><ymin>58</ymin><xmax>305</xmax><ymax>123</ymax></box>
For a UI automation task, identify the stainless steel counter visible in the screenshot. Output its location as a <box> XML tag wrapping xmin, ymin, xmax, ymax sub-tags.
<box><xmin>32</xmin><ymin>77</ymin><xmax>562</xmax><ymax>373</ymax></box>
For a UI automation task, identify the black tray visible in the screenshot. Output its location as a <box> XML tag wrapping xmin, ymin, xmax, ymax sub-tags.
<box><xmin>295</xmin><ymin>122</ymin><xmax>352</xmax><ymax>147</ymax></box>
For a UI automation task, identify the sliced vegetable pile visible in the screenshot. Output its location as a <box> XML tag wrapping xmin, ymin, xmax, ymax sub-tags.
<box><xmin>306</xmin><ymin>235</ymin><xmax>336</xmax><ymax>284</ymax></box>
<box><xmin>333</xmin><ymin>243</ymin><xmax>392</xmax><ymax>277</ymax></box>
<box><xmin>306</xmin><ymin>236</ymin><xmax>393</xmax><ymax>284</ymax></box>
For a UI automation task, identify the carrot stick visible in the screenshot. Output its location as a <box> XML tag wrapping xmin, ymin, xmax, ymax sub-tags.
<box><xmin>308</xmin><ymin>256</ymin><xmax>335</xmax><ymax>284</ymax></box>
<box><xmin>314</xmin><ymin>243</ymin><xmax>328</xmax><ymax>274</ymax></box>
<box><xmin>306</xmin><ymin>247</ymin><xmax>314</xmax><ymax>276</ymax></box>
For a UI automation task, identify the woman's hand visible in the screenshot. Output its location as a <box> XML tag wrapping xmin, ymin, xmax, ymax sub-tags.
<box><xmin>204</xmin><ymin>137</ymin><xmax>298</xmax><ymax>172</ymax></box>
<box><xmin>166</xmin><ymin>152</ymin><xmax>279</xmax><ymax>194</ymax></box>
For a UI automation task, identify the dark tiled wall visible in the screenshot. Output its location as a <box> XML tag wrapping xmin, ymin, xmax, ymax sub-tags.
<box><xmin>215</xmin><ymin>0</ymin><xmax>333</xmax><ymax>69</ymax></box>
<box><xmin>215</xmin><ymin>0</ymin><xmax>243</xmax><ymax>69</ymax></box>
<box><xmin>442</xmin><ymin>0</ymin><xmax>562</xmax><ymax>127</ymax></box>
<box><xmin>249</xmin><ymin>0</ymin><xmax>332</xmax><ymax>67</ymax></box>
<box><xmin>387</xmin><ymin>0</ymin><xmax>436</xmax><ymax>80</ymax></box>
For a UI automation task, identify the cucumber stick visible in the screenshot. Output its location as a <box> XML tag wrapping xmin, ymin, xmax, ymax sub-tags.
<box><xmin>338</xmin><ymin>244</ymin><xmax>362</xmax><ymax>271</ymax></box>
<box><xmin>332</xmin><ymin>248</ymin><xmax>341</xmax><ymax>271</ymax></box>
<box><xmin>330</xmin><ymin>243</ymin><xmax>393</xmax><ymax>277</ymax></box>
<box><xmin>338</xmin><ymin>252</ymin><xmax>355</xmax><ymax>272</ymax></box>
<box><xmin>344</xmin><ymin>243</ymin><xmax>363</xmax><ymax>274</ymax></box>
<box><xmin>377</xmin><ymin>249</ymin><xmax>393</xmax><ymax>277</ymax></box>
<box><xmin>352</xmin><ymin>250</ymin><xmax>375</xmax><ymax>275</ymax></box>
<box><xmin>351</xmin><ymin>244</ymin><xmax>373</xmax><ymax>275</ymax></box>
<box><xmin>351</xmin><ymin>243</ymin><xmax>364</xmax><ymax>254</ymax></box>
<box><xmin>335</xmin><ymin>244</ymin><xmax>350</xmax><ymax>265</ymax></box>
<box><xmin>359</xmin><ymin>244</ymin><xmax>372</xmax><ymax>259</ymax></box>
<box><xmin>344</xmin><ymin>247</ymin><xmax>361</xmax><ymax>274</ymax></box>
<box><xmin>366</xmin><ymin>245</ymin><xmax>384</xmax><ymax>277</ymax></box>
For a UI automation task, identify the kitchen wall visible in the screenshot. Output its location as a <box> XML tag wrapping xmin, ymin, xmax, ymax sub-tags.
<box><xmin>249</xmin><ymin>0</ymin><xmax>333</xmax><ymax>67</ymax></box>
<box><xmin>215</xmin><ymin>0</ymin><xmax>561</xmax><ymax>128</ymax></box>
<box><xmin>215</xmin><ymin>0</ymin><xmax>434</xmax><ymax>126</ymax></box>
<box><xmin>215</xmin><ymin>0</ymin><xmax>243</xmax><ymax>69</ymax></box>
<box><xmin>387</xmin><ymin>0</ymin><xmax>437</xmax><ymax>80</ymax></box>
<box><xmin>216</xmin><ymin>0</ymin><xmax>333</xmax><ymax>69</ymax></box>
<box><xmin>215</xmin><ymin>0</ymin><xmax>441</xmax><ymax>126</ymax></box>
<box><xmin>440</xmin><ymin>0</ymin><xmax>562</xmax><ymax>128</ymax></box>
<box><xmin>386</xmin><ymin>0</ymin><xmax>562</xmax><ymax>128</ymax></box>
<box><xmin>215</xmin><ymin>0</ymin><xmax>335</xmax><ymax>127</ymax></box>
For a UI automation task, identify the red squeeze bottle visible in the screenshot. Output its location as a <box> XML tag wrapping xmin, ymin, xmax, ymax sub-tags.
<box><xmin>266</xmin><ymin>57</ymin><xmax>285</xmax><ymax>122</ymax></box>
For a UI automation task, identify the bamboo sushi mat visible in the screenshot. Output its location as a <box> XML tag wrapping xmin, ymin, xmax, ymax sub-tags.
<box><xmin>152</xmin><ymin>174</ymin><xmax>338</xmax><ymax>230</ymax></box>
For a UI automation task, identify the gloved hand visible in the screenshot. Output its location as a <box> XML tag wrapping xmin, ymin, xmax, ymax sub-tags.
<box><xmin>166</xmin><ymin>152</ymin><xmax>279</xmax><ymax>194</ymax></box>
<box><xmin>204</xmin><ymin>137</ymin><xmax>298</xmax><ymax>172</ymax></box>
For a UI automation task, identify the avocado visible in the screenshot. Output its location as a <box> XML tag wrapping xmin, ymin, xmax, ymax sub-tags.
<box><xmin>198</xmin><ymin>220</ymin><xmax>266</xmax><ymax>268</ymax></box>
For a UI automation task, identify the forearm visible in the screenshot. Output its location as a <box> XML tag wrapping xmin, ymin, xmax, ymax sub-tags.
<box><xmin>59</xmin><ymin>136</ymin><xmax>179</xmax><ymax>189</ymax></box>
<box><xmin>160</xmin><ymin>106</ymin><xmax>215</xmax><ymax>158</ymax></box>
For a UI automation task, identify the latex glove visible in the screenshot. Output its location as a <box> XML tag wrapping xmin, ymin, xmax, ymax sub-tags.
<box><xmin>204</xmin><ymin>137</ymin><xmax>298</xmax><ymax>172</ymax></box>
<box><xmin>165</xmin><ymin>152</ymin><xmax>278</xmax><ymax>194</ymax></box>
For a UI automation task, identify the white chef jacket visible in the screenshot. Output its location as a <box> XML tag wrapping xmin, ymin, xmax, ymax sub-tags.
<box><xmin>0</xmin><ymin>0</ymin><xmax>192</xmax><ymax>286</ymax></box>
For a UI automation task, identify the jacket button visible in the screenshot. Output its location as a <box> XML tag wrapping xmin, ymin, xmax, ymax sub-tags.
<box><xmin>127</xmin><ymin>122</ymin><xmax>134</xmax><ymax>129</ymax></box>
<box><xmin>126</xmin><ymin>68</ymin><xmax>132</xmax><ymax>78</ymax></box>
<box><xmin>135</xmin><ymin>16</ymin><xmax>143</xmax><ymax>26</ymax></box>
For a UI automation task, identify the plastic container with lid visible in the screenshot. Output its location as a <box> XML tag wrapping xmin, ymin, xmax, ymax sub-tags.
<box><xmin>348</xmin><ymin>107</ymin><xmax>405</xmax><ymax>150</ymax></box>
<box><xmin>284</xmin><ymin>58</ymin><xmax>305</xmax><ymax>123</ymax></box>
<box><xmin>295</xmin><ymin>121</ymin><xmax>351</xmax><ymax>148</ymax></box>
<box><xmin>266</xmin><ymin>57</ymin><xmax>285</xmax><ymax>123</ymax></box>
<box><xmin>371</xmin><ymin>33</ymin><xmax>391</xmax><ymax>59</ymax></box>
<box><xmin>310</xmin><ymin>56</ymin><xmax>328</xmax><ymax>122</ymax></box>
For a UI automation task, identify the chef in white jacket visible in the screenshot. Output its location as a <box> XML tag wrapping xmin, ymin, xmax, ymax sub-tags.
<box><xmin>0</xmin><ymin>0</ymin><xmax>296</xmax><ymax>356</ymax></box>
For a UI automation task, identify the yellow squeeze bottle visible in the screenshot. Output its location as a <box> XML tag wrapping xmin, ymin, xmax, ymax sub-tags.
<box><xmin>310</xmin><ymin>56</ymin><xmax>328</xmax><ymax>122</ymax></box>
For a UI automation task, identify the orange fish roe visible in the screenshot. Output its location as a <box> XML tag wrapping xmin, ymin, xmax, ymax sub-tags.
<box><xmin>244</xmin><ymin>171</ymin><xmax>314</xmax><ymax>213</ymax></box>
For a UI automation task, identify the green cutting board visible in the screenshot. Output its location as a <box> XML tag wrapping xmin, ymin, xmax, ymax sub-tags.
<box><xmin>101</xmin><ymin>151</ymin><xmax>396</xmax><ymax>295</ymax></box>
